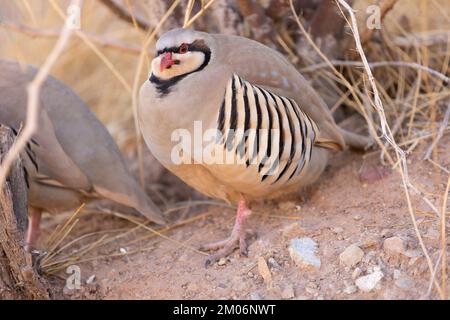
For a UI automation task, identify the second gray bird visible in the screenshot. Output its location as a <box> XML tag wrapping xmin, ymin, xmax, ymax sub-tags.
<box><xmin>0</xmin><ymin>60</ymin><xmax>166</xmax><ymax>250</ymax></box>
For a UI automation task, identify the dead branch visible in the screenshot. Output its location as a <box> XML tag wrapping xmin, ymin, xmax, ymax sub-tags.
<box><xmin>423</xmin><ymin>102</ymin><xmax>450</xmax><ymax>160</ymax></box>
<box><xmin>97</xmin><ymin>0</ymin><xmax>150</xmax><ymax>31</ymax></box>
<box><xmin>393</xmin><ymin>31</ymin><xmax>450</xmax><ymax>47</ymax></box>
<box><xmin>0</xmin><ymin>125</ymin><xmax>49</xmax><ymax>300</ymax></box>
<box><xmin>0</xmin><ymin>21</ymin><xmax>153</xmax><ymax>56</ymax></box>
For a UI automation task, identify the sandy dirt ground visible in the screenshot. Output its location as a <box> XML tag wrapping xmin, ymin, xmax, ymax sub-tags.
<box><xmin>39</xmin><ymin>137</ymin><xmax>449</xmax><ymax>300</ymax></box>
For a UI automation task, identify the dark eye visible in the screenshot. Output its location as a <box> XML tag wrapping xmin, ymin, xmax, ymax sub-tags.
<box><xmin>178</xmin><ymin>43</ymin><xmax>189</xmax><ymax>54</ymax></box>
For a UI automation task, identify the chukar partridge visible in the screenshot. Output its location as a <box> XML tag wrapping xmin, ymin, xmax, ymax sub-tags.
<box><xmin>139</xmin><ymin>29</ymin><xmax>369</xmax><ymax>265</ymax></box>
<box><xmin>0</xmin><ymin>60</ymin><xmax>166</xmax><ymax>250</ymax></box>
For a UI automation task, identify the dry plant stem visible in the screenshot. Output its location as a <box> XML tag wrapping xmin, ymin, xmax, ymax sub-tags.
<box><xmin>0</xmin><ymin>21</ymin><xmax>153</xmax><ymax>56</ymax></box>
<box><xmin>0</xmin><ymin>0</ymin><xmax>81</xmax><ymax>188</ymax></box>
<box><xmin>441</xmin><ymin>175</ymin><xmax>450</xmax><ymax>299</ymax></box>
<box><xmin>97</xmin><ymin>0</ymin><xmax>150</xmax><ymax>31</ymax></box>
<box><xmin>300</xmin><ymin>60</ymin><xmax>450</xmax><ymax>84</ymax></box>
<box><xmin>20</xmin><ymin>0</ymin><xmax>38</xmax><ymax>26</ymax></box>
<box><xmin>184</xmin><ymin>0</ymin><xmax>217</xmax><ymax>28</ymax></box>
<box><xmin>111</xmin><ymin>211</ymin><xmax>207</xmax><ymax>256</ymax></box>
<box><xmin>49</xmin><ymin>0</ymin><xmax>132</xmax><ymax>94</ymax></box>
<box><xmin>184</xmin><ymin>0</ymin><xmax>196</xmax><ymax>27</ymax></box>
<box><xmin>394</xmin><ymin>31</ymin><xmax>450</xmax><ymax>48</ymax></box>
<box><xmin>423</xmin><ymin>102</ymin><xmax>450</xmax><ymax>160</ymax></box>
<box><xmin>336</xmin><ymin>0</ymin><xmax>444</xmax><ymax>298</ymax></box>
<box><xmin>131</xmin><ymin>0</ymin><xmax>182</xmax><ymax>187</ymax></box>
<box><xmin>289</xmin><ymin>0</ymin><xmax>388</xmax><ymax>162</ymax></box>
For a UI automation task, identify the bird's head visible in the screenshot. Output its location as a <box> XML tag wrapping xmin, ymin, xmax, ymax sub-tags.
<box><xmin>151</xmin><ymin>28</ymin><xmax>212</xmax><ymax>82</ymax></box>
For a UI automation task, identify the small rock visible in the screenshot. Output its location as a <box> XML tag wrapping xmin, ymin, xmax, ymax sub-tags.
<box><xmin>339</xmin><ymin>245</ymin><xmax>364</xmax><ymax>267</ymax></box>
<box><xmin>353</xmin><ymin>215</ymin><xmax>362</xmax><ymax>221</ymax></box>
<box><xmin>257</xmin><ymin>257</ymin><xmax>272</xmax><ymax>285</ymax></box>
<box><xmin>218</xmin><ymin>283</ymin><xmax>227</xmax><ymax>289</ymax></box>
<box><xmin>343</xmin><ymin>285</ymin><xmax>357</xmax><ymax>294</ymax></box>
<box><xmin>86</xmin><ymin>275</ymin><xmax>96</xmax><ymax>285</ymax></box>
<box><xmin>383</xmin><ymin>237</ymin><xmax>405</xmax><ymax>255</ymax></box>
<box><xmin>217</xmin><ymin>258</ymin><xmax>227</xmax><ymax>266</ymax></box>
<box><xmin>288</xmin><ymin>237</ymin><xmax>321</xmax><ymax>270</ymax></box>
<box><xmin>247</xmin><ymin>272</ymin><xmax>254</xmax><ymax>278</ymax></box>
<box><xmin>281</xmin><ymin>284</ymin><xmax>295</xmax><ymax>299</ymax></box>
<box><xmin>404</xmin><ymin>249</ymin><xmax>422</xmax><ymax>258</ymax></box>
<box><xmin>360</xmin><ymin>234</ymin><xmax>380</xmax><ymax>249</ymax></box>
<box><xmin>267</xmin><ymin>257</ymin><xmax>280</xmax><ymax>269</ymax></box>
<box><xmin>355</xmin><ymin>270</ymin><xmax>384</xmax><ymax>292</ymax></box>
<box><xmin>352</xmin><ymin>267</ymin><xmax>362</xmax><ymax>279</ymax></box>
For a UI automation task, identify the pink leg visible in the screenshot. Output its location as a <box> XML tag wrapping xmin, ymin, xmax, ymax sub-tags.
<box><xmin>200</xmin><ymin>199</ymin><xmax>252</xmax><ymax>267</ymax></box>
<box><xmin>25</xmin><ymin>208</ymin><xmax>42</xmax><ymax>252</ymax></box>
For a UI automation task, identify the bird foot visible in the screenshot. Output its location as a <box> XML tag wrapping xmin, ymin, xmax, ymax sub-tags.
<box><xmin>200</xmin><ymin>229</ymin><xmax>255</xmax><ymax>267</ymax></box>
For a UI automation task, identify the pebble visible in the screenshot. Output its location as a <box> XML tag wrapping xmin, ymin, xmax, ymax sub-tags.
<box><xmin>86</xmin><ymin>275</ymin><xmax>96</xmax><ymax>285</ymax></box>
<box><xmin>339</xmin><ymin>245</ymin><xmax>364</xmax><ymax>267</ymax></box>
<box><xmin>217</xmin><ymin>258</ymin><xmax>227</xmax><ymax>266</ymax></box>
<box><xmin>353</xmin><ymin>215</ymin><xmax>362</xmax><ymax>221</ymax></box>
<box><xmin>355</xmin><ymin>270</ymin><xmax>384</xmax><ymax>292</ymax></box>
<box><xmin>404</xmin><ymin>249</ymin><xmax>422</xmax><ymax>258</ymax></box>
<box><xmin>268</xmin><ymin>257</ymin><xmax>280</xmax><ymax>269</ymax></box>
<box><xmin>360</xmin><ymin>234</ymin><xmax>380</xmax><ymax>249</ymax></box>
<box><xmin>383</xmin><ymin>237</ymin><xmax>405</xmax><ymax>255</ymax></box>
<box><xmin>281</xmin><ymin>284</ymin><xmax>295</xmax><ymax>299</ymax></box>
<box><xmin>288</xmin><ymin>237</ymin><xmax>321</xmax><ymax>270</ymax></box>
<box><xmin>257</xmin><ymin>257</ymin><xmax>272</xmax><ymax>285</ymax></box>
<box><xmin>352</xmin><ymin>267</ymin><xmax>362</xmax><ymax>279</ymax></box>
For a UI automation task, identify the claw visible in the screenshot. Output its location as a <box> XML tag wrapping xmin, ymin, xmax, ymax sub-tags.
<box><xmin>200</xmin><ymin>199</ymin><xmax>253</xmax><ymax>266</ymax></box>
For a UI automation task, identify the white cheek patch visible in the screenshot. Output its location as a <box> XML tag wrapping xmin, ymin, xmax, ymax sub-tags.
<box><xmin>151</xmin><ymin>51</ymin><xmax>205</xmax><ymax>81</ymax></box>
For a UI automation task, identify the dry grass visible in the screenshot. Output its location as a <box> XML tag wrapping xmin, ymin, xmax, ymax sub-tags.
<box><xmin>0</xmin><ymin>0</ymin><xmax>449</xmax><ymax>298</ymax></box>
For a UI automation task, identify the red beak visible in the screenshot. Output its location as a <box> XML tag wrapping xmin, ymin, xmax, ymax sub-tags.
<box><xmin>160</xmin><ymin>52</ymin><xmax>175</xmax><ymax>72</ymax></box>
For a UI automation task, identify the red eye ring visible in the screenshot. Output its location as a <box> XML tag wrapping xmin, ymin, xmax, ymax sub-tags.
<box><xmin>178</xmin><ymin>43</ymin><xmax>189</xmax><ymax>54</ymax></box>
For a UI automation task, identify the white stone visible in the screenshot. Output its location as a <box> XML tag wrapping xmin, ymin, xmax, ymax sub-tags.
<box><xmin>288</xmin><ymin>237</ymin><xmax>321</xmax><ymax>269</ymax></box>
<box><xmin>339</xmin><ymin>245</ymin><xmax>364</xmax><ymax>267</ymax></box>
<box><xmin>355</xmin><ymin>270</ymin><xmax>384</xmax><ymax>292</ymax></box>
<box><xmin>352</xmin><ymin>267</ymin><xmax>362</xmax><ymax>279</ymax></box>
